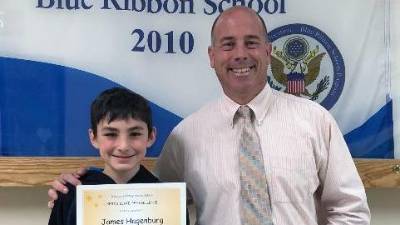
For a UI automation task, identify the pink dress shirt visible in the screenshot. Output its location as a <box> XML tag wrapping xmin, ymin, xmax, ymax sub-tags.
<box><xmin>155</xmin><ymin>84</ymin><xmax>370</xmax><ymax>225</ymax></box>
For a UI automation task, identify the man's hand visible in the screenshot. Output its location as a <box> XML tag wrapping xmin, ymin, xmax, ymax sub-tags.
<box><xmin>47</xmin><ymin>167</ymin><xmax>88</xmax><ymax>208</ymax></box>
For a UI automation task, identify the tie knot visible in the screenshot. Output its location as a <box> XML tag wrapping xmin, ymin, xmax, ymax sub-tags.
<box><xmin>237</xmin><ymin>105</ymin><xmax>254</xmax><ymax>122</ymax></box>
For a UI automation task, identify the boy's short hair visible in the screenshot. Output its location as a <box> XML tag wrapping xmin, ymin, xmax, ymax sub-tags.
<box><xmin>90</xmin><ymin>87</ymin><xmax>153</xmax><ymax>136</ymax></box>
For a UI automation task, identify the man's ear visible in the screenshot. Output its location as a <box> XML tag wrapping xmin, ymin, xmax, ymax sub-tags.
<box><xmin>88</xmin><ymin>129</ymin><xmax>99</xmax><ymax>149</ymax></box>
<box><xmin>265</xmin><ymin>42</ymin><xmax>272</xmax><ymax>64</ymax></box>
<box><xmin>208</xmin><ymin>46</ymin><xmax>215</xmax><ymax>68</ymax></box>
<box><xmin>147</xmin><ymin>127</ymin><xmax>157</xmax><ymax>148</ymax></box>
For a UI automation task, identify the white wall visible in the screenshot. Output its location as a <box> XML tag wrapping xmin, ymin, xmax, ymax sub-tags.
<box><xmin>366</xmin><ymin>189</ymin><xmax>400</xmax><ymax>224</ymax></box>
<box><xmin>392</xmin><ymin>0</ymin><xmax>400</xmax><ymax>158</ymax></box>
<box><xmin>0</xmin><ymin>187</ymin><xmax>49</xmax><ymax>225</ymax></box>
<box><xmin>0</xmin><ymin>187</ymin><xmax>399</xmax><ymax>225</ymax></box>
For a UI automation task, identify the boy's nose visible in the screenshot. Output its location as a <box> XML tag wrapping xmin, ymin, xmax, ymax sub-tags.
<box><xmin>117</xmin><ymin>137</ymin><xmax>130</xmax><ymax>151</ymax></box>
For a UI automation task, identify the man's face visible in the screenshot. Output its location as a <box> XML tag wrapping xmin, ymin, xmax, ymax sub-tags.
<box><xmin>208</xmin><ymin>8</ymin><xmax>272</xmax><ymax>104</ymax></box>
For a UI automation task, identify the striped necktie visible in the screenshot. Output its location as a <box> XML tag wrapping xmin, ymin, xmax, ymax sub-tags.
<box><xmin>236</xmin><ymin>105</ymin><xmax>273</xmax><ymax>225</ymax></box>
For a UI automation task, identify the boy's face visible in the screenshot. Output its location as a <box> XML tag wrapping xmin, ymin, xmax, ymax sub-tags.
<box><xmin>89</xmin><ymin>117</ymin><xmax>155</xmax><ymax>177</ymax></box>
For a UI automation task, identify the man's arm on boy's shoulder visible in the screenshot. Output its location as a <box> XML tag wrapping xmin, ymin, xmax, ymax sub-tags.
<box><xmin>48</xmin><ymin>183</ymin><xmax>77</xmax><ymax>225</ymax></box>
<box><xmin>48</xmin><ymin>167</ymin><xmax>87</xmax><ymax>208</ymax></box>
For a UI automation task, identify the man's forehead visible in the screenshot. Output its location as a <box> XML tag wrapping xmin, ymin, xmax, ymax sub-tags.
<box><xmin>213</xmin><ymin>21</ymin><xmax>265</xmax><ymax>42</ymax></box>
<box><xmin>216</xmin><ymin>34</ymin><xmax>263</xmax><ymax>42</ymax></box>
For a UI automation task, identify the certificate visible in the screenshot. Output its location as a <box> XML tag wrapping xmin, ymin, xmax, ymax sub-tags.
<box><xmin>76</xmin><ymin>183</ymin><xmax>186</xmax><ymax>225</ymax></box>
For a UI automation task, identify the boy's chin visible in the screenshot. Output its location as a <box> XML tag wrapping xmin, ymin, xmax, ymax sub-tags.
<box><xmin>112</xmin><ymin>164</ymin><xmax>139</xmax><ymax>171</ymax></box>
<box><xmin>105</xmin><ymin>162</ymin><xmax>140</xmax><ymax>173</ymax></box>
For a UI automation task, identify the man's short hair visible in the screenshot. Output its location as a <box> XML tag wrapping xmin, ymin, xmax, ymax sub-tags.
<box><xmin>210</xmin><ymin>7</ymin><xmax>269</xmax><ymax>44</ymax></box>
<box><xmin>90</xmin><ymin>87</ymin><xmax>153</xmax><ymax>136</ymax></box>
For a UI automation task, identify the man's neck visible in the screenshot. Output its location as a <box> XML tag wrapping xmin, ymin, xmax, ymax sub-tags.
<box><xmin>224</xmin><ymin>84</ymin><xmax>266</xmax><ymax>105</ymax></box>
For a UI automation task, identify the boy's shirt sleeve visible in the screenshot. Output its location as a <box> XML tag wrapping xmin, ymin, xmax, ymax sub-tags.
<box><xmin>48</xmin><ymin>183</ymin><xmax>77</xmax><ymax>225</ymax></box>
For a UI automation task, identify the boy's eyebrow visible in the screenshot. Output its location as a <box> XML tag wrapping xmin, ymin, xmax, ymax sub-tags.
<box><xmin>100</xmin><ymin>127</ymin><xmax>118</xmax><ymax>132</ymax></box>
<box><xmin>128</xmin><ymin>126</ymin><xmax>145</xmax><ymax>131</ymax></box>
<box><xmin>100</xmin><ymin>126</ymin><xmax>145</xmax><ymax>132</ymax></box>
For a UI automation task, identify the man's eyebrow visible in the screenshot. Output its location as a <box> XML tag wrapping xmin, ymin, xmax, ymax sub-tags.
<box><xmin>219</xmin><ymin>36</ymin><xmax>234</xmax><ymax>42</ymax></box>
<box><xmin>219</xmin><ymin>35</ymin><xmax>262</xmax><ymax>42</ymax></box>
<box><xmin>245</xmin><ymin>34</ymin><xmax>262</xmax><ymax>40</ymax></box>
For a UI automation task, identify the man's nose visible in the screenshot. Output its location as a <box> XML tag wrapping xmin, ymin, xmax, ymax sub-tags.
<box><xmin>234</xmin><ymin>44</ymin><xmax>248</xmax><ymax>61</ymax></box>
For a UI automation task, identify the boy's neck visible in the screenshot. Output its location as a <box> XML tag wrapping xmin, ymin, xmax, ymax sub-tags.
<box><xmin>102</xmin><ymin>165</ymin><xmax>140</xmax><ymax>184</ymax></box>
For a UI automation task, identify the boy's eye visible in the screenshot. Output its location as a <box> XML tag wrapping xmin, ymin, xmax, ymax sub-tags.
<box><xmin>130</xmin><ymin>132</ymin><xmax>143</xmax><ymax>137</ymax></box>
<box><xmin>103</xmin><ymin>133</ymin><xmax>117</xmax><ymax>137</ymax></box>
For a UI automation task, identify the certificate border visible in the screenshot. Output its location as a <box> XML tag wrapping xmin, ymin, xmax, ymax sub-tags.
<box><xmin>76</xmin><ymin>182</ymin><xmax>186</xmax><ymax>225</ymax></box>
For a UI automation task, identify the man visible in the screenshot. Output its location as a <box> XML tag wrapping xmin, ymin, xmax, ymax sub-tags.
<box><xmin>49</xmin><ymin>6</ymin><xmax>370</xmax><ymax>225</ymax></box>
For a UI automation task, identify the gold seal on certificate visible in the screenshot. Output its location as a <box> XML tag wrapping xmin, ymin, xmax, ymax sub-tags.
<box><xmin>76</xmin><ymin>183</ymin><xmax>186</xmax><ymax>225</ymax></box>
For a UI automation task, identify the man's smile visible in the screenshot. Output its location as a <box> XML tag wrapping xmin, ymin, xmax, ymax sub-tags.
<box><xmin>229</xmin><ymin>65</ymin><xmax>256</xmax><ymax>77</ymax></box>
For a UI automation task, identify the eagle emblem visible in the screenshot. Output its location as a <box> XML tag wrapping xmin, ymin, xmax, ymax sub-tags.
<box><xmin>269</xmin><ymin>36</ymin><xmax>330</xmax><ymax>101</ymax></box>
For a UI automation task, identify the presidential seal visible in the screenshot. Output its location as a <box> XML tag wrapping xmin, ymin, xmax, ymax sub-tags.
<box><xmin>267</xmin><ymin>23</ymin><xmax>345</xmax><ymax>110</ymax></box>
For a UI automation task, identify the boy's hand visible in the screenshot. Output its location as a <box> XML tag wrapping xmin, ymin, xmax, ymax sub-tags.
<box><xmin>47</xmin><ymin>167</ymin><xmax>88</xmax><ymax>208</ymax></box>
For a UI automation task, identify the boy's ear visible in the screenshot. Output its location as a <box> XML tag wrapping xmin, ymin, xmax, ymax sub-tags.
<box><xmin>147</xmin><ymin>127</ymin><xmax>157</xmax><ymax>148</ymax></box>
<box><xmin>88</xmin><ymin>129</ymin><xmax>99</xmax><ymax>149</ymax></box>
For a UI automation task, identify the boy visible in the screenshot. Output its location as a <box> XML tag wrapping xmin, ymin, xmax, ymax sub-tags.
<box><xmin>48</xmin><ymin>87</ymin><xmax>159</xmax><ymax>225</ymax></box>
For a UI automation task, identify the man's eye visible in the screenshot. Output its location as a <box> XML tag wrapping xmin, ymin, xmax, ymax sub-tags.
<box><xmin>221</xmin><ymin>42</ymin><xmax>234</xmax><ymax>50</ymax></box>
<box><xmin>246</xmin><ymin>41</ymin><xmax>259</xmax><ymax>48</ymax></box>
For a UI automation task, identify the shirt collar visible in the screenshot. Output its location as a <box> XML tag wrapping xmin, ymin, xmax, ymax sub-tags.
<box><xmin>221</xmin><ymin>84</ymin><xmax>273</xmax><ymax>128</ymax></box>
